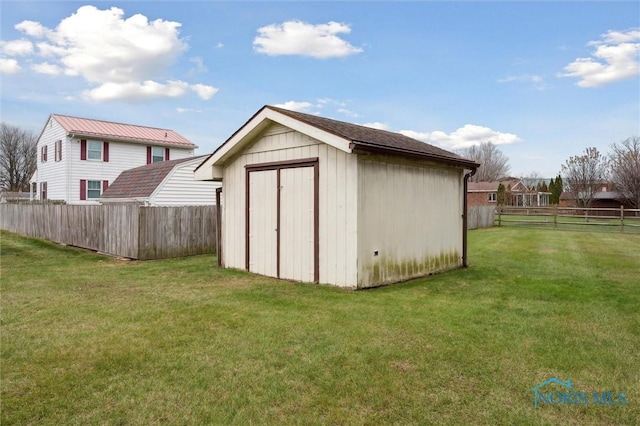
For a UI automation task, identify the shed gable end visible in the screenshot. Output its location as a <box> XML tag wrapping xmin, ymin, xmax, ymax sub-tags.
<box><xmin>244</xmin><ymin>123</ymin><xmax>322</xmax><ymax>156</ymax></box>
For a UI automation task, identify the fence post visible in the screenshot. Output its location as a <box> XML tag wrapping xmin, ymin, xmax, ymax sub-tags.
<box><xmin>498</xmin><ymin>207</ymin><xmax>502</xmax><ymax>227</ymax></box>
<box><xmin>620</xmin><ymin>205</ymin><xmax>624</xmax><ymax>233</ymax></box>
<box><xmin>554</xmin><ymin>204</ymin><xmax>557</xmax><ymax>229</ymax></box>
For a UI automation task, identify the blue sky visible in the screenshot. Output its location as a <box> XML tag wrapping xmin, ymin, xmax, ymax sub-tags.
<box><xmin>1</xmin><ymin>1</ymin><xmax>639</xmax><ymax>178</ymax></box>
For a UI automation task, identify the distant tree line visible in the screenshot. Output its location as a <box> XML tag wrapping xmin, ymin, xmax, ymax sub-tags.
<box><xmin>1</xmin><ymin>123</ymin><xmax>37</xmax><ymax>192</ymax></box>
<box><xmin>561</xmin><ymin>137</ymin><xmax>640</xmax><ymax>209</ymax></box>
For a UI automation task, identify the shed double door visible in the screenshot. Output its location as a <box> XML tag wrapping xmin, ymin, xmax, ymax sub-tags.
<box><xmin>247</xmin><ymin>160</ymin><xmax>318</xmax><ymax>282</ymax></box>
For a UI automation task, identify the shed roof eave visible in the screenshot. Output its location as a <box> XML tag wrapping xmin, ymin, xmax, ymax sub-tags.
<box><xmin>350</xmin><ymin>141</ymin><xmax>480</xmax><ymax>170</ymax></box>
<box><xmin>194</xmin><ymin>105</ymin><xmax>352</xmax><ymax>179</ymax></box>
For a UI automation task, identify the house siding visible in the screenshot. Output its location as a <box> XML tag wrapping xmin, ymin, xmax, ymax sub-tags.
<box><xmin>153</xmin><ymin>159</ymin><xmax>219</xmax><ymax>206</ymax></box>
<box><xmin>68</xmin><ymin>139</ymin><xmax>192</xmax><ymax>204</ymax></box>
<box><xmin>357</xmin><ymin>155</ymin><xmax>463</xmax><ymax>288</ymax></box>
<box><xmin>36</xmin><ymin>118</ymin><xmax>68</xmax><ymax>201</ymax></box>
<box><xmin>221</xmin><ymin>123</ymin><xmax>358</xmax><ymax>286</ymax></box>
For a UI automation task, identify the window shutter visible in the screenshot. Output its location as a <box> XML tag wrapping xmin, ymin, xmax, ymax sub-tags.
<box><xmin>42</xmin><ymin>145</ymin><xmax>48</xmax><ymax>162</ymax></box>
<box><xmin>103</xmin><ymin>142</ymin><xmax>109</xmax><ymax>162</ymax></box>
<box><xmin>147</xmin><ymin>146</ymin><xmax>152</xmax><ymax>164</ymax></box>
<box><xmin>80</xmin><ymin>140</ymin><xmax>87</xmax><ymax>160</ymax></box>
<box><xmin>80</xmin><ymin>179</ymin><xmax>87</xmax><ymax>200</ymax></box>
<box><xmin>102</xmin><ymin>180</ymin><xmax>109</xmax><ymax>193</ymax></box>
<box><xmin>55</xmin><ymin>140</ymin><xmax>62</xmax><ymax>161</ymax></box>
<box><xmin>165</xmin><ymin>148</ymin><xmax>170</xmax><ymax>161</ymax></box>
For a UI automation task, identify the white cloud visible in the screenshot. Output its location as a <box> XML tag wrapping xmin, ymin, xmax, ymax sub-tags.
<box><xmin>498</xmin><ymin>74</ymin><xmax>549</xmax><ymax>91</ymax></box>
<box><xmin>400</xmin><ymin>124</ymin><xmax>521</xmax><ymax>149</ymax></box>
<box><xmin>273</xmin><ymin>101</ymin><xmax>314</xmax><ymax>112</ymax></box>
<box><xmin>1</xmin><ymin>39</ymin><xmax>34</xmax><ymax>56</ymax></box>
<box><xmin>177</xmin><ymin>107</ymin><xmax>202</xmax><ymax>113</ymax></box>
<box><xmin>0</xmin><ymin>58</ymin><xmax>20</xmax><ymax>74</ymax></box>
<box><xmin>15</xmin><ymin>20</ymin><xmax>48</xmax><ymax>38</ymax></box>
<box><xmin>337</xmin><ymin>108</ymin><xmax>360</xmax><ymax>118</ymax></box>
<box><xmin>7</xmin><ymin>5</ymin><xmax>217</xmax><ymax>101</ymax></box>
<box><xmin>188</xmin><ymin>57</ymin><xmax>208</xmax><ymax>75</ymax></box>
<box><xmin>83</xmin><ymin>80</ymin><xmax>191</xmax><ymax>101</ymax></box>
<box><xmin>191</xmin><ymin>84</ymin><xmax>218</xmax><ymax>100</ymax></box>
<box><xmin>254</xmin><ymin>20</ymin><xmax>363</xmax><ymax>58</ymax></box>
<box><xmin>362</xmin><ymin>122</ymin><xmax>390</xmax><ymax>131</ymax></box>
<box><xmin>31</xmin><ymin>62</ymin><xmax>63</xmax><ymax>75</ymax></box>
<box><xmin>559</xmin><ymin>28</ymin><xmax>640</xmax><ymax>87</ymax></box>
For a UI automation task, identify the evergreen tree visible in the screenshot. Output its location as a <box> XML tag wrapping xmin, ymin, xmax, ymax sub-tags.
<box><xmin>552</xmin><ymin>174</ymin><xmax>563</xmax><ymax>204</ymax></box>
<box><xmin>540</xmin><ymin>181</ymin><xmax>548</xmax><ymax>192</ymax></box>
<box><xmin>497</xmin><ymin>183</ymin><xmax>506</xmax><ymax>206</ymax></box>
<box><xmin>549</xmin><ymin>178</ymin><xmax>556</xmax><ymax>203</ymax></box>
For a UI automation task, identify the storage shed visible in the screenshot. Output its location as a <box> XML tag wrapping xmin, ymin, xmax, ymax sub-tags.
<box><xmin>195</xmin><ymin>106</ymin><xmax>479</xmax><ymax>288</ymax></box>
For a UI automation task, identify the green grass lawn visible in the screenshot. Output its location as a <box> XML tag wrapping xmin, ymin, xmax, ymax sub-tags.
<box><xmin>1</xmin><ymin>228</ymin><xmax>639</xmax><ymax>425</ymax></box>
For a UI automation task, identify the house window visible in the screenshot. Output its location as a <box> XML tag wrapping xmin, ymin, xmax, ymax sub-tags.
<box><xmin>81</xmin><ymin>140</ymin><xmax>109</xmax><ymax>162</ymax></box>
<box><xmin>41</xmin><ymin>145</ymin><xmax>48</xmax><ymax>162</ymax></box>
<box><xmin>80</xmin><ymin>179</ymin><xmax>108</xmax><ymax>200</ymax></box>
<box><xmin>147</xmin><ymin>146</ymin><xmax>169</xmax><ymax>164</ymax></box>
<box><xmin>40</xmin><ymin>182</ymin><xmax>47</xmax><ymax>200</ymax></box>
<box><xmin>87</xmin><ymin>180</ymin><xmax>102</xmax><ymax>199</ymax></box>
<box><xmin>488</xmin><ymin>193</ymin><xmax>497</xmax><ymax>202</ymax></box>
<box><xmin>55</xmin><ymin>140</ymin><xmax>62</xmax><ymax>161</ymax></box>
<box><xmin>87</xmin><ymin>141</ymin><xmax>103</xmax><ymax>160</ymax></box>
<box><xmin>152</xmin><ymin>147</ymin><xmax>165</xmax><ymax>163</ymax></box>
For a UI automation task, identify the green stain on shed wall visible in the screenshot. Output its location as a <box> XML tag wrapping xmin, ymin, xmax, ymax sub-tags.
<box><xmin>360</xmin><ymin>250</ymin><xmax>461</xmax><ymax>288</ymax></box>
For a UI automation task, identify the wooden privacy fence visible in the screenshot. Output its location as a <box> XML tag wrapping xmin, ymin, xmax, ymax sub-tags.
<box><xmin>0</xmin><ymin>204</ymin><xmax>217</xmax><ymax>259</ymax></box>
<box><xmin>468</xmin><ymin>205</ymin><xmax>495</xmax><ymax>230</ymax></box>
<box><xmin>495</xmin><ymin>205</ymin><xmax>640</xmax><ymax>234</ymax></box>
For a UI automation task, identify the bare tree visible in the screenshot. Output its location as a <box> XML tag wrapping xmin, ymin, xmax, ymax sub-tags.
<box><xmin>561</xmin><ymin>147</ymin><xmax>608</xmax><ymax>208</ymax></box>
<box><xmin>458</xmin><ymin>142</ymin><xmax>510</xmax><ymax>182</ymax></box>
<box><xmin>521</xmin><ymin>171</ymin><xmax>542</xmax><ymax>190</ymax></box>
<box><xmin>609</xmin><ymin>136</ymin><xmax>640</xmax><ymax>209</ymax></box>
<box><xmin>0</xmin><ymin>123</ymin><xmax>38</xmax><ymax>191</ymax></box>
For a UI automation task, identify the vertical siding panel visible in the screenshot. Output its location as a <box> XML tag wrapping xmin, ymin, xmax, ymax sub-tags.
<box><xmin>357</xmin><ymin>157</ymin><xmax>463</xmax><ymax>288</ymax></box>
<box><xmin>327</xmin><ymin>145</ymin><xmax>338</xmax><ymax>285</ymax></box>
<box><xmin>334</xmin><ymin>150</ymin><xmax>347</xmax><ymax>286</ymax></box>
<box><xmin>344</xmin><ymin>154</ymin><xmax>358</xmax><ymax>286</ymax></box>
<box><xmin>318</xmin><ymin>143</ymin><xmax>329</xmax><ymax>284</ymax></box>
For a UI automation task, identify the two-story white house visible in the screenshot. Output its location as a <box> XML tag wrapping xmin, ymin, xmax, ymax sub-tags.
<box><xmin>31</xmin><ymin>114</ymin><xmax>197</xmax><ymax>204</ymax></box>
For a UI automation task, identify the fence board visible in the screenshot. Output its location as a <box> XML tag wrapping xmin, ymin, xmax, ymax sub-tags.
<box><xmin>468</xmin><ymin>206</ymin><xmax>495</xmax><ymax>230</ymax></box>
<box><xmin>0</xmin><ymin>204</ymin><xmax>217</xmax><ymax>259</ymax></box>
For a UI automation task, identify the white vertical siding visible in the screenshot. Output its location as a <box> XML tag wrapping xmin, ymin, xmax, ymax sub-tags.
<box><xmin>357</xmin><ymin>155</ymin><xmax>463</xmax><ymax>288</ymax></box>
<box><xmin>221</xmin><ymin>124</ymin><xmax>358</xmax><ymax>287</ymax></box>
<box><xmin>153</xmin><ymin>159</ymin><xmax>219</xmax><ymax>206</ymax></box>
<box><xmin>35</xmin><ymin>118</ymin><xmax>68</xmax><ymax>201</ymax></box>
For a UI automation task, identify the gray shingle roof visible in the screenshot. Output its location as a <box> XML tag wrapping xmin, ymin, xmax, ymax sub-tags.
<box><xmin>102</xmin><ymin>156</ymin><xmax>204</xmax><ymax>199</ymax></box>
<box><xmin>267</xmin><ymin>106</ymin><xmax>478</xmax><ymax>168</ymax></box>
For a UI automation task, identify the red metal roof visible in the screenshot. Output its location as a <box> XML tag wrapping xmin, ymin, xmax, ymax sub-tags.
<box><xmin>51</xmin><ymin>114</ymin><xmax>197</xmax><ymax>148</ymax></box>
